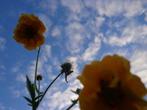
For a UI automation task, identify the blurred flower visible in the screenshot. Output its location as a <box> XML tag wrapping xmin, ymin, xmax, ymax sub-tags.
<box><xmin>78</xmin><ymin>55</ymin><xmax>147</xmax><ymax>110</ymax></box>
<box><xmin>13</xmin><ymin>13</ymin><xmax>46</xmax><ymax>50</ymax></box>
<box><xmin>36</xmin><ymin>74</ymin><xmax>42</xmax><ymax>81</ymax></box>
<box><xmin>61</xmin><ymin>62</ymin><xmax>73</xmax><ymax>82</ymax></box>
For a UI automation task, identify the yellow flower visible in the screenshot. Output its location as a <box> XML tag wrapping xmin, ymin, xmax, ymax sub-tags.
<box><xmin>78</xmin><ymin>55</ymin><xmax>147</xmax><ymax>110</ymax></box>
<box><xmin>13</xmin><ymin>14</ymin><xmax>46</xmax><ymax>50</ymax></box>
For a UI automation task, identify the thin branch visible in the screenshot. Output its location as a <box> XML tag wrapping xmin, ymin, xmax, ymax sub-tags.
<box><xmin>66</xmin><ymin>98</ymin><xmax>79</xmax><ymax>110</ymax></box>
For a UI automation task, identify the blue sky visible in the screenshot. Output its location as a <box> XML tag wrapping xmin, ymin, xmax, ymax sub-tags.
<box><xmin>0</xmin><ymin>0</ymin><xmax>147</xmax><ymax>110</ymax></box>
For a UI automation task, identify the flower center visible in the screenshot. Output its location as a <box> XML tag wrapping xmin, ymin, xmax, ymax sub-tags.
<box><xmin>99</xmin><ymin>80</ymin><xmax>124</xmax><ymax>107</ymax></box>
<box><xmin>23</xmin><ymin>25</ymin><xmax>37</xmax><ymax>38</ymax></box>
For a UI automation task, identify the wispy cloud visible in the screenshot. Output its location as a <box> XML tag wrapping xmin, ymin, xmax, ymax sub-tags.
<box><xmin>82</xmin><ymin>36</ymin><xmax>101</xmax><ymax>61</ymax></box>
<box><xmin>86</xmin><ymin>0</ymin><xmax>144</xmax><ymax>17</ymax></box>
<box><xmin>105</xmin><ymin>22</ymin><xmax>147</xmax><ymax>47</ymax></box>
<box><xmin>61</xmin><ymin>0</ymin><xmax>84</xmax><ymax>13</ymax></box>
<box><xmin>65</xmin><ymin>21</ymin><xmax>86</xmax><ymax>54</ymax></box>
<box><xmin>51</xmin><ymin>26</ymin><xmax>61</xmax><ymax>37</ymax></box>
<box><xmin>131</xmin><ymin>50</ymin><xmax>147</xmax><ymax>85</ymax></box>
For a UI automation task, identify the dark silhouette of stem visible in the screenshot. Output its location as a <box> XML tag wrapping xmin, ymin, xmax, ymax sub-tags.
<box><xmin>37</xmin><ymin>80</ymin><xmax>41</xmax><ymax>102</ymax></box>
<box><xmin>34</xmin><ymin>47</ymin><xmax>41</xmax><ymax>86</ymax></box>
<box><xmin>32</xmin><ymin>106</ymin><xmax>36</xmax><ymax>110</ymax></box>
<box><xmin>38</xmin><ymin>81</ymin><xmax>40</xmax><ymax>93</ymax></box>
<box><xmin>66</xmin><ymin>98</ymin><xmax>79</xmax><ymax>110</ymax></box>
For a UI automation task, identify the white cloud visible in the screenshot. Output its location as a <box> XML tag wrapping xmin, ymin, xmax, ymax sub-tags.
<box><xmin>82</xmin><ymin>36</ymin><xmax>101</xmax><ymax>61</ymax></box>
<box><xmin>65</xmin><ymin>22</ymin><xmax>86</xmax><ymax>54</ymax></box>
<box><xmin>61</xmin><ymin>0</ymin><xmax>83</xmax><ymax>13</ymax></box>
<box><xmin>39</xmin><ymin>0</ymin><xmax>145</xmax><ymax>19</ymax></box>
<box><xmin>41</xmin><ymin>44</ymin><xmax>52</xmax><ymax>63</ymax></box>
<box><xmin>145</xmin><ymin>11</ymin><xmax>147</xmax><ymax>22</ymax></box>
<box><xmin>66</xmin><ymin>34</ymin><xmax>83</xmax><ymax>54</ymax></box>
<box><xmin>96</xmin><ymin>0</ymin><xmax>144</xmax><ymax>17</ymax></box>
<box><xmin>96</xmin><ymin>0</ymin><xmax>124</xmax><ymax>17</ymax></box>
<box><xmin>130</xmin><ymin>50</ymin><xmax>147</xmax><ymax>86</ymax></box>
<box><xmin>51</xmin><ymin>26</ymin><xmax>61</xmax><ymax>37</ymax></box>
<box><xmin>123</xmin><ymin>0</ymin><xmax>144</xmax><ymax>17</ymax></box>
<box><xmin>107</xmin><ymin>35</ymin><xmax>132</xmax><ymax>47</ymax></box>
<box><xmin>106</xmin><ymin>23</ymin><xmax>147</xmax><ymax>46</ymax></box>
<box><xmin>71</xmin><ymin>0</ymin><xmax>144</xmax><ymax>18</ymax></box>
<box><xmin>38</xmin><ymin>14</ymin><xmax>52</xmax><ymax>38</ymax></box>
<box><xmin>95</xmin><ymin>16</ymin><xmax>105</xmax><ymax>29</ymax></box>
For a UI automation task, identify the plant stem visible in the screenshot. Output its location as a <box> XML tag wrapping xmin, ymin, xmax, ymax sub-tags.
<box><xmin>32</xmin><ymin>102</ymin><xmax>36</xmax><ymax>110</ymax></box>
<box><xmin>38</xmin><ymin>80</ymin><xmax>41</xmax><ymax>102</ymax></box>
<box><xmin>37</xmin><ymin>72</ymin><xmax>63</xmax><ymax>109</ymax></box>
<box><xmin>34</xmin><ymin>47</ymin><xmax>41</xmax><ymax>86</ymax></box>
<box><xmin>38</xmin><ymin>81</ymin><xmax>40</xmax><ymax>93</ymax></box>
<box><xmin>66</xmin><ymin>98</ymin><xmax>79</xmax><ymax>110</ymax></box>
<box><xmin>32</xmin><ymin>106</ymin><xmax>36</xmax><ymax>110</ymax></box>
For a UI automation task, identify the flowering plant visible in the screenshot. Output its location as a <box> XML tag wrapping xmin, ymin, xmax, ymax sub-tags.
<box><xmin>13</xmin><ymin>13</ymin><xmax>147</xmax><ymax>110</ymax></box>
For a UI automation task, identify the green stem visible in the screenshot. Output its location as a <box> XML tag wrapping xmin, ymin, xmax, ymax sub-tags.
<box><xmin>38</xmin><ymin>81</ymin><xmax>40</xmax><ymax>93</ymax></box>
<box><xmin>32</xmin><ymin>106</ymin><xmax>36</xmax><ymax>110</ymax></box>
<box><xmin>32</xmin><ymin>100</ymin><xmax>36</xmax><ymax>110</ymax></box>
<box><xmin>34</xmin><ymin>47</ymin><xmax>41</xmax><ymax>86</ymax></box>
<box><xmin>37</xmin><ymin>72</ymin><xmax>63</xmax><ymax>109</ymax></box>
<box><xmin>38</xmin><ymin>80</ymin><xmax>41</xmax><ymax>102</ymax></box>
<box><xmin>66</xmin><ymin>98</ymin><xmax>79</xmax><ymax>110</ymax></box>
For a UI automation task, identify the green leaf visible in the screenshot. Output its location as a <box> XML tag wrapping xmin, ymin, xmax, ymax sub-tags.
<box><xmin>35</xmin><ymin>85</ymin><xmax>40</xmax><ymax>94</ymax></box>
<box><xmin>35</xmin><ymin>100</ymin><xmax>40</xmax><ymax>108</ymax></box>
<box><xmin>35</xmin><ymin>85</ymin><xmax>43</xmax><ymax>95</ymax></box>
<box><xmin>35</xmin><ymin>94</ymin><xmax>43</xmax><ymax>101</ymax></box>
<box><xmin>23</xmin><ymin>96</ymin><xmax>32</xmax><ymax>104</ymax></box>
<box><xmin>26</xmin><ymin>75</ymin><xmax>36</xmax><ymax>99</ymax></box>
<box><xmin>27</xmin><ymin>103</ymin><xmax>32</xmax><ymax>106</ymax></box>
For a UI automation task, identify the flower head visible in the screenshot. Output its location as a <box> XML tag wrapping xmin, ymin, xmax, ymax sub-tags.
<box><xmin>13</xmin><ymin>14</ymin><xmax>46</xmax><ymax>50</ymax></box>
<box><xmin>78</xmin><ymin>55</ymin><xmax>147</xmax><ymax>110</ymax></box>
<box><xmin>61</xmin><ymin>62</ymin><xmax>73</xmax><ymax>82</ymax></box>
<box><xmin>36</xmin><ymin>74</ymin><xmax>43</xmax><ymax>81</ymax></box>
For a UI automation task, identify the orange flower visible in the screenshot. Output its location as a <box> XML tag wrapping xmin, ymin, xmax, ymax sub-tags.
<box><xmin>13</xmin><ymin>14</ymin><xmax>46</xmax><ymax>50</ymax></box>
<box><xmin>78</xmin><ymin>55</ymin><xmax>147</xmax><ymax>110</ymax></box>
